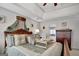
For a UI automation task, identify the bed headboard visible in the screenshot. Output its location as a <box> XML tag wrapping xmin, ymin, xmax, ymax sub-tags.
<box><xmin>4</xmin><ymin>16</ymin><xmax>32</xmax><ymax>48</ymax></box>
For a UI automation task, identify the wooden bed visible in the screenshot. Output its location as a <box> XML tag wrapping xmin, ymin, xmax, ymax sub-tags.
<box><xmin>4</xmin><ymin>16</ymin><xmax>32</xmax><ymax>48</ymax></box>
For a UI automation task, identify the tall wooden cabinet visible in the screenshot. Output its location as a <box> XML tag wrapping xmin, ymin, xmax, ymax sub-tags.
<box><xmin>56</xmin><ymin>29</ymin><xmax>72</xmax><ymax>50</ymax></box>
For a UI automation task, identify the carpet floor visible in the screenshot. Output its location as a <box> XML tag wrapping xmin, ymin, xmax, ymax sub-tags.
<box><xmin>70</xmin><ymin>50</ymin><xmax>79</xmax><ymax>56</ymax></box>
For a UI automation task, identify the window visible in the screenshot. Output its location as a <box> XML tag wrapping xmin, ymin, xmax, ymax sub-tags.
<box><xmin>49</xmin><ymin>27</ymin><xmax>56</xmax><ymax>36</ymax></box>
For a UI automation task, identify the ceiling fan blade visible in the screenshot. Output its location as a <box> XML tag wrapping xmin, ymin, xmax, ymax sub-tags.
<box><xmin>54</xmin><ymin>3</ymin><xmax>57</xmax><ymax>6</ymax></box>
<box><xmin>43</xmin><ymin>3</ymin><xmax>47</xmax><ymax>6</ymax></box>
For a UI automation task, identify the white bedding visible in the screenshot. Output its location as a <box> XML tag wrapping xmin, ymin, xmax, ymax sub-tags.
<box><xmin>7</xmin><ymin>44</ymin><xmax>46</xmax><ymax>56</ymax></box>
<box><xmin>7</xmin><ymin>46</ymin><xmax>40</xmax><ymax>56</ymax></box>
<box><xmin>7</xmin><ymin>42</ymin><xmax>62</xmax><ymax>56</ymax></box>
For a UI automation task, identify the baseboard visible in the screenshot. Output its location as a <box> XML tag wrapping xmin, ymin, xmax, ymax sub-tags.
<box><xmin>71</xmin><ymin>48</ymin><xmax>79</xmax><ymax>50</ymax></box>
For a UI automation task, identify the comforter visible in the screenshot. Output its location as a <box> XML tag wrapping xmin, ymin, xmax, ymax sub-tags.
<box><xmin>7</xmin><ymin>42</ymin><xmax>62</xmax><ymax>56</ymax></box>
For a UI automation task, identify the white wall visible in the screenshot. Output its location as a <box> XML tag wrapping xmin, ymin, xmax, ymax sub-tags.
<box><xmin>0</xmin><ymin>7</ymin><xmax>19</xmax><ymax>53</ymax></box>
<box><xmin>25</xmin><ymin>17</ymin><xmax>39</xmax><ymax>34</ymax></box>
<box><xmin>40</xmin><ymin>16</ymin><xmax>79</xmax><ymax>49</ymax></box>
<box><xmin>0</xmin><ymin>7</ymin><xmax>39</xmax><ymax>53</ymax></box>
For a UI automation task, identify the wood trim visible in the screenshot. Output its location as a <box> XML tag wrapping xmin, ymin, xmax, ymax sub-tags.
<box><xmin>64</xmin><ymin>39</ymin><xmax>70</xmax><ymax>56</ymax></box>
<box><xmin>4</xmin><ymin>29</ymin><xmax>32</xmax><ymax>35</ymax></box>
<box><xmin>56</xmin><ymin>29</ymin><xmax>72</xmax><ymax>32</ymax></box>
<box><xmin>16</xmin><ymin>16</ymin><xmax>26</xmax><ymax>21</ymax></box>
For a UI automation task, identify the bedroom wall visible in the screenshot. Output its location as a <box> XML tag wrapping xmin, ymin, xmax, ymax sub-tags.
<box><xmin>25</xmin><ymin>17</ymin><xmax>39</xmax><ymax>34</ymax></box>
<box><xmin>0</xmin><ymin>7</ymin><xmax>19</xmax><ymax>53</ymax></box>
<box><xmin>39</xmin><ymin>15</ymin><xmax>79</xmax><ymax>49</ymax></box>
<box><xmin>0</xmin><ymin>7</ymin><xmax>39</xmax><ymax>53</ymax></box>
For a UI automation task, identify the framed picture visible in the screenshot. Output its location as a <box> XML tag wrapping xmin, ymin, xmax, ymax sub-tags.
<box><xmin>43</xmin><ymin>26</ymin><xmax>45</xmax><ymax>29</ymax></box>
<box><xmin>61</xmin><ymin>22</ymin><xmax>67</xmax><ymax>27</ymax></box>
<box><xmin>61</xmin><ymin>21</ymin><xmax>68</xmax><ymax>29</ymax></box>
<box><xmin>0</xmin><ymin>16</ymin><xmax>5</xmax><ymax>23</ymax></box>
<box><xmin>31</xmin><ymin>24</ymin><xmax>33</xmax><ymax>27</ymax></box>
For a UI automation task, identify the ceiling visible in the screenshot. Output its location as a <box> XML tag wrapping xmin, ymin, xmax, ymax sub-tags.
<box><xmin>37</xmin><ymin>3</ymin><xmax>78</xmax><ymax>12</ymax></box>
<box><xmin>0</xmin><ymin>3</ymin><xmax>79</xmax><ymax>22</ymax></box>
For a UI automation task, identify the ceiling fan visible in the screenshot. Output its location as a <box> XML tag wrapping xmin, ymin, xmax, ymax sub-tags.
<box><xmin>43</xmin><ymin>3</ymin><xmax>57</xmax><ymax>6</ymax></box>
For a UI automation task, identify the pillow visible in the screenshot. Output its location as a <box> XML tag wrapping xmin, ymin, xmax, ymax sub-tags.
<box><xmin>27</xmin><ymin>35</ymin><xmax>35</xmax><ymax>45</ymax></box>
<box><xmin>19</xmin><ymin>35</ymin><xmax>26</xmax><ymax>44</ymax></box>
<box><xmin>14</xmin><ymin>35</ymin><xmax>26</xmax><ymax>46</ymax></box>
<box><xmin>6</xmin><ymin>34</ymin><xmax>15</xmax><ymax>47</ymax></box>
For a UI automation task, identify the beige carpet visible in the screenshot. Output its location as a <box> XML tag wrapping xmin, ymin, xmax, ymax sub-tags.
<box><xmin>70</xmin><ymin>50</ymin><xmax>79</xmax><ymax>56</ymax></box>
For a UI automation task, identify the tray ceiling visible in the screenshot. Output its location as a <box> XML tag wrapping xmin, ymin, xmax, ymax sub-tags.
<box><xmin>0</xmin><ymin>3</ymin><xmax>79</xmax><ymax>22</ymax></box>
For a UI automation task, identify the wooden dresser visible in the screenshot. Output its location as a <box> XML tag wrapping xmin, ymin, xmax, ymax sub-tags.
<box><xmin>56</xmin><ymin>29</ymin><xmax>72</xmax><ymax>50</ymax></box>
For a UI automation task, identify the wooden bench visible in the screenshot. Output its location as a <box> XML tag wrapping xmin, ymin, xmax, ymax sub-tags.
<box><xmin>64</xmin><ymin>39</ymin><xmax>70</xmax><ymax>56</ymax></box>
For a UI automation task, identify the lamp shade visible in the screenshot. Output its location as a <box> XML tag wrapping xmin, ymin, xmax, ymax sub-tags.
<box><xmin>34</xmin><ymin>29</ymin><xmax>40</xmax><ymax>34</ymax></box>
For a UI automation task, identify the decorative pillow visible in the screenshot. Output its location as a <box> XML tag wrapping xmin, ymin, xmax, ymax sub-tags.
<box><xmin>6</xmin><ymin>34</ymin><xmax>15</xmax><ymax>47</ymax></box>
<box><xmin>14</xmin><ymin>35</ymin><xmax>26</xmax><ymax>46</ymax></box>
<box><xmin>27</xmin><ymin>35</ymin><xmax>35</xmax><ymax>45</ymax></box>
<box><xmin>19</xmin><ymin>35</ymin><xmax>26</xmax><ymax>44</ymax></box>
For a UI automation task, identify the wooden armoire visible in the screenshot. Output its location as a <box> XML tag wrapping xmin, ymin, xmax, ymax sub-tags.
<box><xmin>56</xmin><ymin>29</ymin><xmax>72</xmax><ymax>50</ymax></box>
